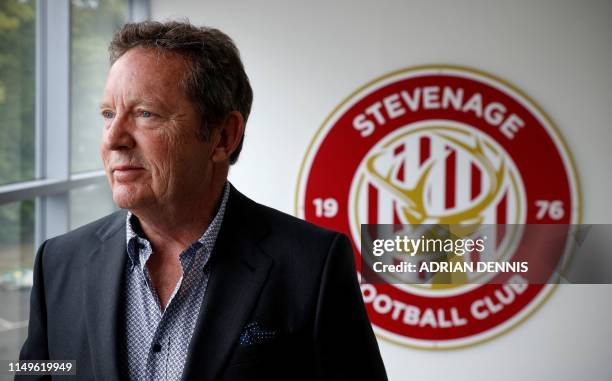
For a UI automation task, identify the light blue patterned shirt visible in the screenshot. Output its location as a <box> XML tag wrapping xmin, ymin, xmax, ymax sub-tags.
<box><xmin>123</xmin><ymin>183</ymin><xmax>230</xmax><ymax>381</ymax></box>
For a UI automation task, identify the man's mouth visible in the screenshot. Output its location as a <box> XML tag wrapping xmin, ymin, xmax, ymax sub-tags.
<box><xmin>112</xmin><ymin>165</ymin><xmax>145</xmax><ymax>181</ymax></box>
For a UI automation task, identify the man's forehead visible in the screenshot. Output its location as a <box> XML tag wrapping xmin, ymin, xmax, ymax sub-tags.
<box><xmin>103</xmin><ymin>47</ymin><xmax>188</xmax><ymax>104</ymax></box>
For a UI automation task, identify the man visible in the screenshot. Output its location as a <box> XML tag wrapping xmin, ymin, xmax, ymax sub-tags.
<box><xmin>19</xmin><ymin>21</ymin><xmax>387</xmax><ymax>381</ymax></box>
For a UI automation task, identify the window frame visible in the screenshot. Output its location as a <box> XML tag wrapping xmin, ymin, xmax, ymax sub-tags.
<box><xmin>0</xmin><ymin>0</ymin><xmax>149</xmax><ymax>248</ymax></box>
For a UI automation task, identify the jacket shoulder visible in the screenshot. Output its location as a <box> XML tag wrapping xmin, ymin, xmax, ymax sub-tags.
<box><xmin>50</xmin><ymin>209</ymin><xmax>125</xmax><ymax>244</ymax></box>
<box><xmin>256</xmin><ymin>202</ymin><xmax>339</xmax><ymax>240</ymax></box>
<box><xmin>234</xmin><ymin>191</ymin><xmax>349</xmax><ymax>268</ymax></box>
<box><xmin>233</xmin><ymin>189</ymin><xmax>341</xmax><ymax>247</ymax></box>
<box><xmin>41</xmin><ymin>209</ymin><xmax>126</xmax><ymax>265</ymax></box>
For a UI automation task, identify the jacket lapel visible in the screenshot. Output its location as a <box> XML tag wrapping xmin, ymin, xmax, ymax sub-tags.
<box><xmin>182</xmin><ymin>187</ymin><xmax>273</xmax><ymax>381</ymax></box>
<box><xmin>83</xmin><ymin>211</ymin><xmax>128</xmax><ymax>381</ymax></box>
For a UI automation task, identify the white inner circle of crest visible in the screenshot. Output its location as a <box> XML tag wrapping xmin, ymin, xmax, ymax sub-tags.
<box><xmin>349</xmin><ymin>120</ymin><xmax>527</xmax><ymax>297</ymax></box>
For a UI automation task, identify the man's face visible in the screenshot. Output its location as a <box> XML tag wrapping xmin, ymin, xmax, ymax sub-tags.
<box><xmin>100</xmin><ymin>47</ymin><xmax>212</xmax><ymax>211</ymax></box>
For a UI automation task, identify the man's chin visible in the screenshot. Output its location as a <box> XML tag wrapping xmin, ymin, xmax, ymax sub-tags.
<box><xmin>111</xmin><ymin>189</ymin><xmax>148</xmax><ymax>210</ymax></box>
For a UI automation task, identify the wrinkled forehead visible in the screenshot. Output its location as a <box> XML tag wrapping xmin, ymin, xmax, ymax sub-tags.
<box><xmin>103</xmin><ymin>47</ymin><xmax>190</xmax><ymax>105</ymax></box>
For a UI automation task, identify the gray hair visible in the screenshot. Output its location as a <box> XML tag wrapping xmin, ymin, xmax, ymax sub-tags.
<box><xmin>109</xmin><ymin>20</ymin><xmax>253</xmax><ymax>164</ymax></box>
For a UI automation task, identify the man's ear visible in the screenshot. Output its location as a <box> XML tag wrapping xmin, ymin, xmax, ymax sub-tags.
<box><xmin>211</xmin><ymin>111</ymin><xmax>245</xmax><ymax>163</ymax></box>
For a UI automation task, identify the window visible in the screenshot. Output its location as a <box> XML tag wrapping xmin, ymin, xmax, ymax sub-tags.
<box><xmin>69</xmin><ymin>182</ymin><xmax>115</xmax><ymax>230</ymax></box>
<box><xmin>0</xmin><ymin>0</ymin><xmax>36</xmax><ymax>186</ymax></box>
<box><xmin>0</xmin><ymin>0</ymin><xmax>148</xmax><ymax>366</ymax></box>
<box><xmin>0</xmin><ymin>199</ymin><xmax>35</xmax><ymax>273</ymax></box>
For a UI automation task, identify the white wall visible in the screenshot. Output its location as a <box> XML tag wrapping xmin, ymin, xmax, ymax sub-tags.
<box><xmin>152</xmin><ymin>1</ymin><xmax>612</xmax><ymax>380</ymax></box>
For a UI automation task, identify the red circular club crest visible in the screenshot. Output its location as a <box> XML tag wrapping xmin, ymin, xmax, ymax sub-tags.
<box><xmin>296</xmin><ymin>66</ymin><xmax>581</xmax><ymax>348</ymax></box>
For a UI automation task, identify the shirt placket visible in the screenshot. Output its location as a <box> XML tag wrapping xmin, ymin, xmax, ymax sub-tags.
<box><xmin>141</xmin><ymin>242</ymin><xmax>203</xmax><ymax>381</ymax></box>
<box><xmin>146</xmin><ymin>312</ymin><xmax>171</xmax><ymax>380</ymax></box>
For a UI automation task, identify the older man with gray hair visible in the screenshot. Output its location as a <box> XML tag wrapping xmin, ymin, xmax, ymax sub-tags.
<box><xmin>19</xmin><ymin>20</ymin><xmax>387</xmax><ymax>381</ymax></box>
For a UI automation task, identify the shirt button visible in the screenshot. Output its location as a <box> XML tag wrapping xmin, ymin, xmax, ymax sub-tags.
<box><xmin>152</xmin><ymin>343</ymin><xmax>162</xmax><ymax>353</ymax></box>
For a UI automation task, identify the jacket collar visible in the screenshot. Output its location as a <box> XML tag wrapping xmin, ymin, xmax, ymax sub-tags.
<box><xmin>182</xmin><ymin>184</ymin><xmax>272</xmax><ymax>381</ymax></box>
<box><xmin>84</xmin><ymin>209</ymin><xmax>128</xmax><ymax>381</ymax></box>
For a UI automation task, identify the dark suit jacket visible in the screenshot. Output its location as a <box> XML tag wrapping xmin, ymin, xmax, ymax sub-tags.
<box><xmin>19</xmin><ymin>185</ymin><xmax>387</xmax><ymax>380</ymax></box>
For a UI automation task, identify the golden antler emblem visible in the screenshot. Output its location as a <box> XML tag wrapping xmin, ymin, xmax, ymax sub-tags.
<box><xmin>365</xmin><ymin>132</ymin><xmax>507</xmax><ymax>286</ymax></box>
<box><xmin>366</xmin><ymin>132</ymin><xmax>506</xmax><ymax>227</ymax></box>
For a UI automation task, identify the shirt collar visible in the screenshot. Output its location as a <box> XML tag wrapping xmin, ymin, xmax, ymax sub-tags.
<box><xmin>125</xmin><ymin>182</ymin><xmax>231</xmax><ymax>269</ymax></box>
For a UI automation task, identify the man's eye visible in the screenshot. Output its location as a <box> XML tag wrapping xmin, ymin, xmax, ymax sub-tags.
<box><xmin>102</xmin><ymin>110</ymin><xmax>114</xmax><ymax>119</ymax></box>
<box><xmin>140</xmin><ymin>111</ymin><xmax>153</xmax><ymax>118</ymax></box>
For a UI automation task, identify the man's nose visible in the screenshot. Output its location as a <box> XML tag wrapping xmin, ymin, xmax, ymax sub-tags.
<box><xmin>103</xmin><ymin>114</ymin><xmax>136</xmax><ymax>150</ymax></box>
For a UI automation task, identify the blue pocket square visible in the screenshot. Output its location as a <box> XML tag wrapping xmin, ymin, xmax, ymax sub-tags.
<box><xmin>239</xmin><ymin>321</ymin><xmax>277</xmax><ymax>346</ymax></box>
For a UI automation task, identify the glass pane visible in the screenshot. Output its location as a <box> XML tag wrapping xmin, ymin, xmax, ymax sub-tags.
<box><xmin>69</xmin><ymin>182</ymin><xmax>117</xmax><ymax>229</ymax></box>
<box><xmin>0</xmin><ymin>0</ymin><xmax>36</xmax><ymax>186</ymax></box>
<box><xmin>0</xmin><ymin>199</ymin><xmax>35</xmax><ymax>364</ymax></box>
<box><xmin>70</xmin><ymin>0</ymin><xmax>129</xmax><ymax>173</ymax></box>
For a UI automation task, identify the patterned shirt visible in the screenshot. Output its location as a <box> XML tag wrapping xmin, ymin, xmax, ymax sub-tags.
<box><xmin>123</xmin><ymin>183</ymin><xmax>230</xmax><ymax>381</ymax></box>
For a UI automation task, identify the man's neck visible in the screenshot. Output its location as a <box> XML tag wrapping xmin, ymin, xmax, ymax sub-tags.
<box><xmin>132</xmin><ymin>181</ymin><xmax>227</xmax><ymax>254</ymax></box>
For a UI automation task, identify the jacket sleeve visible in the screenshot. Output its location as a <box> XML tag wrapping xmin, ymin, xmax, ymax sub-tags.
<box><xmin>17</xmin><ymin>241</ymin><xmax>51</xmax><ymax>381</ymax></box>
<box><xmin>313</xmin><ymin>233</ymin><xmax>388</xmax><ymax>381</ymax></box>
